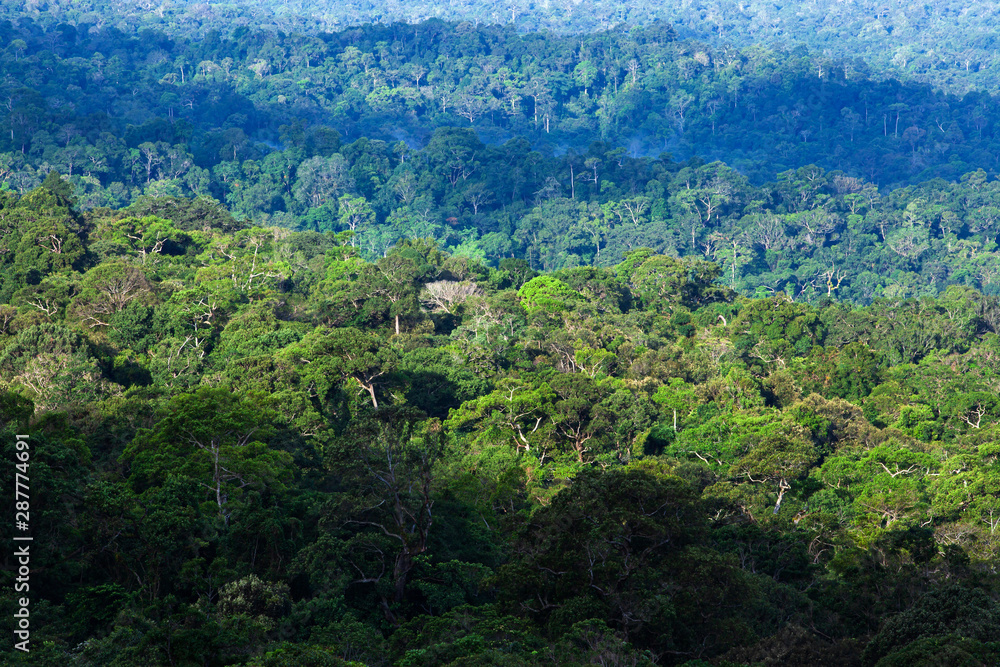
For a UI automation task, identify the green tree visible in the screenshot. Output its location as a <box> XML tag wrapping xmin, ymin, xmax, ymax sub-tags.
<box><xmin>279</xmin><ymin>326</ymin><xmax>398</xmax><ymax>409</ymax></box>
<box><xmin>863</xmin><ymin>586</ymin><xmax>1000</xmax><ymax>666</ymax></box>
<box><xmin>122</xmin><ymin>388</ymin><xmax>293</xmax><ymax>524</ymax></box>
<box><xmin>517</xmin><ymin>275</ymin><xmax>580</xmax><ymax>316</ymax></box>
<box><xmin>330</xmin><ymin>411</ymin><xmax>444</xmax><ymax>623</ymax></box>
<box><xmin>0</xmin><ymin>323</ymin><xmax>114</xmax><ymax>409</ymax></box>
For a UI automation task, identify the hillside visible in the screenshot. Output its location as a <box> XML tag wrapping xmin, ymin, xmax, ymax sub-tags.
<box><xmin>1</xmin><ymin>182</ymin><xmax>1000</xmax><ymax>665</ymax></box>
<box><xmin>3</xmin><ymin>4</ymin><xmax>1000</xmax><ymax>667</ymax></box>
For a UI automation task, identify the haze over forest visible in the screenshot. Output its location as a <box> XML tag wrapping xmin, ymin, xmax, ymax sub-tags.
<box><xmin>3</xmin><ymin>2</ymin><xmax>1000</xmax><ymax>666</ymax></box>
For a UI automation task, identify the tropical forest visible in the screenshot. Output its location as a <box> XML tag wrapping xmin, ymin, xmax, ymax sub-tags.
<box><xmin>5</xmin><ymin>1</ymin><xmax>1000</xmax><ymax>665</ymax></box>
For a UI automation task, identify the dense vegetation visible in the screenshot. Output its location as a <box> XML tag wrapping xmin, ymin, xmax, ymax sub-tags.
<box><xmin>3</xmin><ymin>14</ymin><xmax>1000</xmax><ymax>195</ymax></box>
<box><xmin>2</xmin><ymin>178</ymin><xmax>1000</xmax><ymax>665</ymax></box>
<box><xmin>3</xmin><ymin>3</ymin><xmax>1000</xmax><ymax>667</ymax></box>
<box><xmin>8</xmin><ymin>0</ymin><xmax>1000</xmax><ymax>95</ymax></box>
<box><xmin>6</xmin><ymin>17</ymin><xmax>1000</xmax><ymax>304</ymax></box>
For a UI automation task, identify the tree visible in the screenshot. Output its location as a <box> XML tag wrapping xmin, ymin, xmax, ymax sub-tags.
<box><xmin>280</xmin><ymin>327</ymin><xmax>398</xmax><ymax>409</ymax></box>
<box><xmin>137</xmin><ymin>142</ymin><xmax>166</xmax><ymax>184</ymax></box>
<box><xmin>71</xmin><ymin>263</ymin><xmax>151</xmax><ymax>329</ymax></box>
<box><xmin>495</xmin><ymin>465</ymin><xmax>727</xmax><ymax>655</ymax></box>
<box><xmin>463</xmin><ymin>182</ymin><xmax>494</xmax><ymax>215</ymax></box>
<box><xmin>548</xmin><ymin>373</ymin><xmax>611</xmax><ymax>463</ymax></box>
<box><xmin>863</xmin><ymin>586</ymin><xmax>1000</xmax><ymax>666</ymax></box>
<box><xmin>293</xmin><ymin>155</ymin><xmax>355</xmax><ymax>209</ymax></box>
<box><xmin>9</xmin><ymin>38</ymin><xmax>26</xmax><ymax>60</ymax></box>
<box><xmin>517</xmin><ymin>275</ymin><xmax>580</xmax><ymax>316</ymax></box>
<box><xmin>40</xmin><ymin>170</ymin><xmax>76</xmax><ymax>207</ymax></box>
<box><xmin>668</xmin><ymin>91</ymin><xmax>695</xmax><ymax>133</ymax></box>
<box><xmin>197</xmin><ymin>228</ymin><xmax>289</xmax><ymax>299</ymax></box>
<box><xmin>0</xmin><ymin>323</ymin><xmax>115</xmax><ymax>409</ymax></box>
<box><xmin>246</xmin><ymin>644</ymin><xmax>361</xmax><ymax>666</ymax></box>
<box><xmin>653</xmin><ymin>378</ymin><xmax>699</xmax><ymax>432</ymax></box>
<box><xmin>729</xmin><ymin>420</ymin><xmax>817</xmax><ymax>514</ymax></box>
<box><xmin>628</xmin><ymin>255</ymin><xmax>728</xmax><ymax>310</ymax></box>
<box><xmin>331</xmin><ymin>411</ymin><xmax>444</xmax><ymax>623</ymax></box>
<box><xmin>731</xmin><ymin>296</ymin><xmax>823</xmax><ymax>364</ymax></box>
<box><xmin>336</xmin><ymin>194</ymin><xmax>374</xmax><ymax>244</ymax></box>
<box><xmin>445</xmin><ymin>378</ymin><xmax>556</xmax><ymax>455</ymax></box>
<box><xmin>573</xmin><ymin>60</ymin><xmax>598</xmax><ymax>95</ymax></box>
<box><xmin>372</xmin><ymin>251</ymin><xmax>426</xmax><ymax>335</ymax></box>
<box><xmin>94</xmin><ymin>215</ymin><xmax>191</xmax><ymax>264</ymax></box>
<box><xmin>122</xmin><ymin>388</ymin><xmax>292</xmax><ymax>525</ymax></box>
<box><xmin>420</xmin><ymin>280</ymin><xmax>481</xmax><ymax>314</ymax></box>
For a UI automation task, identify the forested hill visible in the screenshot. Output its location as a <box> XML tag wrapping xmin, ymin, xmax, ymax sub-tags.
<box><xmin>5</xmin><ymin>18</ymin><xmax>1000</xmax><ymax>301</ymax></box>
<box><xmin>8</xmin><ymin>0</ymin><xmax>1000</xmax><ymax>95</ymax></box>
<box><xmin>5</xmin><ymin>177</ymin><xmax>1000</xmax><ymax>665</ymax></box>
<box><xmin>5</xmin><ymin>2</ymin><xmax>1000</xmax><ymax>667</ymax></box>
<box><xmin>4</xmin><ymin>16</ymin><xmax>1000</xmax><ymax>190</ymax></box>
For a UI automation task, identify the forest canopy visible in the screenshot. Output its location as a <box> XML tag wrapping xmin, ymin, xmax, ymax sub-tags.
<box><xmin>3</xmin><ymin>3</ymin><xmax>1000</xmax><ymax>667</ymax></box>
<box><xmin>3</xmin><ymin>18</ymin><xmax>1000</xmax><ymax>302</ymax></box>
<box><xmin>0</xmin><ymin>176</ymin><xmax>999</xmax><ymax>665</ymax></box>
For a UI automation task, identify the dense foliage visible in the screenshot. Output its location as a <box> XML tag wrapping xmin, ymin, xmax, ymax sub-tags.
<box><xmin>7</xmin><ymin>0</ymin><xmax>1000</xmax><ymax>95</ymax></box>
<box><xmin>4</xmin><ymin>4</ymin><xmax>1000</xmax><ymax>666</ymax></box>
<box><xmin>0</xmin><ymin>179</ymin><xmax>999</xmax><ymax>665</ymax></box>
<box><xmin>7</xmin><ymin>17</ymin><xmax>1000</xmax><ymax>303</ymax></box>
<box><xmin>3</xmin><ymin>14</ymin><xmax>1000</xmax><ymax>196</ymax></box>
